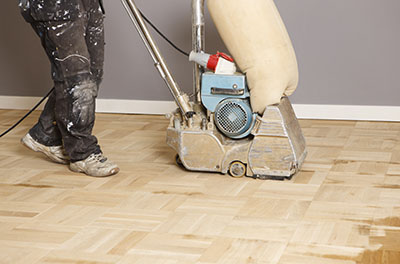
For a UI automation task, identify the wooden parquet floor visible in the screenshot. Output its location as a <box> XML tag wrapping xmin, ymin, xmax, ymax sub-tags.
<box><xmin>0</xmin><ymin>109</ymin><xmax>400</xmax><ymax>264</ymax></box>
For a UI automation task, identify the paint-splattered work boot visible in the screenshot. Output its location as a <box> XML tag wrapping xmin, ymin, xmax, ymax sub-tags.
<box><xmin>21</xmin><ymin>133</ymin><xmax>69</xmax><ymax>164</ymax></box>
<box><xmin>69</xmin><ymin>153</ymin><xmax>119</xmax><ymax>177</ymax></box>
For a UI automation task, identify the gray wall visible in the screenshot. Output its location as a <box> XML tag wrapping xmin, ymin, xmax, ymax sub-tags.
<box><xmin>1</xmin><ymin>0</ymin><xmax>400</xmax><ymax>106</ymax></box>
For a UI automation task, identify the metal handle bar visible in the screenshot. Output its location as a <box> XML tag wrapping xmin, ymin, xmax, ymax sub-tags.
<box><xmin>192</xmin><ymin>0</ymin><xmax>205</xmax><ymax>104</ymax></box>
<box><xmin>120</xmin><ymin>0</ymin><xmax>194</xmax><ymax>118</ymax></box>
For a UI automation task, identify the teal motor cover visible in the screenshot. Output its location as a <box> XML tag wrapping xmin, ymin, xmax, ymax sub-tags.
<box><xmin>201</xmin><ymin>72</ymin><xmax>257</xmax><ymax>139</ymax></box>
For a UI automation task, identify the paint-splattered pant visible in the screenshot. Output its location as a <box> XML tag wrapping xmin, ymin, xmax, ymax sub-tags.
<box><xmin>25</xmin><ymin>0</ymin><xmax>105</xmax><ymax>162</ymax></box>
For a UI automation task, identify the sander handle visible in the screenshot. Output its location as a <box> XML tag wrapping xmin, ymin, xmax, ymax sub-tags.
<box><xmin>120</xmin><ymin>0</ymin><xmax>194</xmax><ymax>118</ymax></box>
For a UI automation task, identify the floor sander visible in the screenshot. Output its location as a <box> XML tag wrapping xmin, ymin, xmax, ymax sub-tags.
<box><xmin>121</xmin><ymin>0</ymin><xmax>307</xmax><ymax>180</ymax></box>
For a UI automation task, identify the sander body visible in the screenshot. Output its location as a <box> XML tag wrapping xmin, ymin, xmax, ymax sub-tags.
<box><xmin>121</xmin><ymin>0</ymin><xmax>307</xmax><ymax>179</ymax></box>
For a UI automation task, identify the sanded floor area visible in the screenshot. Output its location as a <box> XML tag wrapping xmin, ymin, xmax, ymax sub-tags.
<box><xmin>0</xmin><ymin>109</ymin><xmax>400</xmax><ymax>264</ymax></box>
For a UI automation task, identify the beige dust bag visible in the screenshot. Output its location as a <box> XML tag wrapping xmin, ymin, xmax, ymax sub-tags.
<box><xmin>207</xmin><ymin>0</ymin><xmax>299</xmax><ymax>114</ymax></box>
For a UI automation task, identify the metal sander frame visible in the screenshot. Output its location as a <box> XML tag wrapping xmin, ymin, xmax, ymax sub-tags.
<box><xmin>121</xmin><ymin>0</ymin><xmax>307</xmax><ymax>179</ymax></box>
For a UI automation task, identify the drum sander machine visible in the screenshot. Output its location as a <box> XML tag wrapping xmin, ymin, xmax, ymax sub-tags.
<box><xmin>121</xmin><ymin>0</ymin><xmax>307</xmax><ymax>180</ymax></box>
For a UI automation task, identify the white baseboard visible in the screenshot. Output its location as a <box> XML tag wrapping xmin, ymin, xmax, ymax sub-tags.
<box><xmin>1</xmin><ymin>95</ymin><xmax>400</xmax><ymax>121</ymax></box>
<box><xmin>291</xmin><ymin>104</ymin><xmax>400</xmax><ymax>121</ymax></box>
<box><xmin>96</xmin><ymin>98</ymin><xmax>177</xmax><ymax>115</ymax></box>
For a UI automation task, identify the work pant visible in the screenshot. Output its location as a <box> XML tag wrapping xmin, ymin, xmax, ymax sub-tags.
<box><xmin>22</xmin><ymin>0</ymin><xmax>105</xmax><ymax>162</ymax></box>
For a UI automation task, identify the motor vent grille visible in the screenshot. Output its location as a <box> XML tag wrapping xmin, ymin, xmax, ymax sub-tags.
<box><xmin>215</xmin><ymin>101</ymin><xmax>248</xmax><ymax>134</ymax></box>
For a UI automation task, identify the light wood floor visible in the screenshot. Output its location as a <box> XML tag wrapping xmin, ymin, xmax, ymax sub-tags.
<box><xmin>0</xmin><ymin>109</ymin><xmax>399</xmax><ymax>264</ymax></box>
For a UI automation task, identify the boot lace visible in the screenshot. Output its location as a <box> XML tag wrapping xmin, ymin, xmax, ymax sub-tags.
<box><xmin>90</xmin><ymin>153</ymin><xmax>108</xmax><ymax>163</ymax></box>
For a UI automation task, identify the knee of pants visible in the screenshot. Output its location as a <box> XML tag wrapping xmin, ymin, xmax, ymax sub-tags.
<box><xmin>71</xmin><ymin>79</ymin><xmax>98</xmax><ymax>110</ymax></box>
<box><xmin>57</xmin><ymin>81</ymin><xmax>98</xmax><ymax>133</ymax></box>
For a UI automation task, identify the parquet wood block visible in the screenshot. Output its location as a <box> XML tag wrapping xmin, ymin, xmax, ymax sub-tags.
<box><xmin>1</xmin><ymin>109</ymin><xmax>400</xmax><ymax>263</ymax></box>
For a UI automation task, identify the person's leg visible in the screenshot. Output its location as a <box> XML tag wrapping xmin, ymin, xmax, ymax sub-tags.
<box><xmin>40</xmin><ymin>16</ymin><xmax>102</xmax><ymax>162</ymax></box>
<box><xmin>40</xmin><ymin>3</ymin><xmax>118</xmax><ymax>176</ymax></box>
<box><xmin>25</xmin><ymin>22</ymin><xmax>64</xmax><ymax>148</ymax></box>
<box><xmin>20</xmin><ymin>22</ymin><xmax>70</xmax><ymax>164</ymax></box>
<box><xmin>28</xmin><ymin>90</ymin><xmax>63</xmax><ymax>146</ymax></box>
<box><xmin>23</xmin><ymin>3</ymin><xmax>100</xmax><ymax>161</ymax></box>
<box><xmin>67</xmin><ymin>0</ymin><xmax>118</xmax><ymax>177</ymax></box>
<box><xmin>20</xmin><ymin>0</ymin><xmax>83</xmax><ymax>150</ymax></box>
<box><xmin>21</xmin><ymin>1</ymin><xmax>118</xmax><ymax>176</ymax></box>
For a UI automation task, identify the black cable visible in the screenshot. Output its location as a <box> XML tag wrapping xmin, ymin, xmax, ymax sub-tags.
<box><xmin>0</xmin><ymin>87</ymin><xmax>54</xmax><ymax>138</ymax></box>
<box><xmin>1</xmin><ymin>8</ymin><xmax>188</xmax><ymax>138</ymax></box>
<box><xmin>140</xmin><ymin>11</ymin><xmax>190</xmax><ymax>57</ymax></box>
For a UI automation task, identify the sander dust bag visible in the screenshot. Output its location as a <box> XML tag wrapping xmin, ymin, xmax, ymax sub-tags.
<box><xmin>208</xmin><ymin>0</ymin><xmax>299</xmax><ymax>114</ymax></box>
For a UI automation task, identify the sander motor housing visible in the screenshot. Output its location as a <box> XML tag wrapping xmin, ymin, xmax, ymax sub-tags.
<box><xmin>201</xmin><ymin>72</ymin><xmax>257</xmax><ymax>139</ymax></box>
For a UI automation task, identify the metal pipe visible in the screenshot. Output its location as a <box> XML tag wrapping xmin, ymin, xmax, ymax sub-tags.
<box><xmin>192</xmin><ymin>0</ymin><xmax>205</xmax><ymax>104</ymax></box>
<box><xmin>120</xmin><ymin>0</ymin><xmax>194</xmax><ymax>118</ymax></box>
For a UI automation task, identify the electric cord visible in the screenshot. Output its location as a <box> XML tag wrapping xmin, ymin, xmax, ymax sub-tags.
<box><xmin>0</xmin><ymin>9</ymin><xmax>189</xmax><ymax>138</ymax></box>
<box><xmin>140</xmin><ymin>11</ymin><xmax>190</xmax><ymax>57</ymax></box>
<box><xmin>0</xmin><ymin>87</ymin><xmax>54</xmax><ymax>138</ymax></box>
